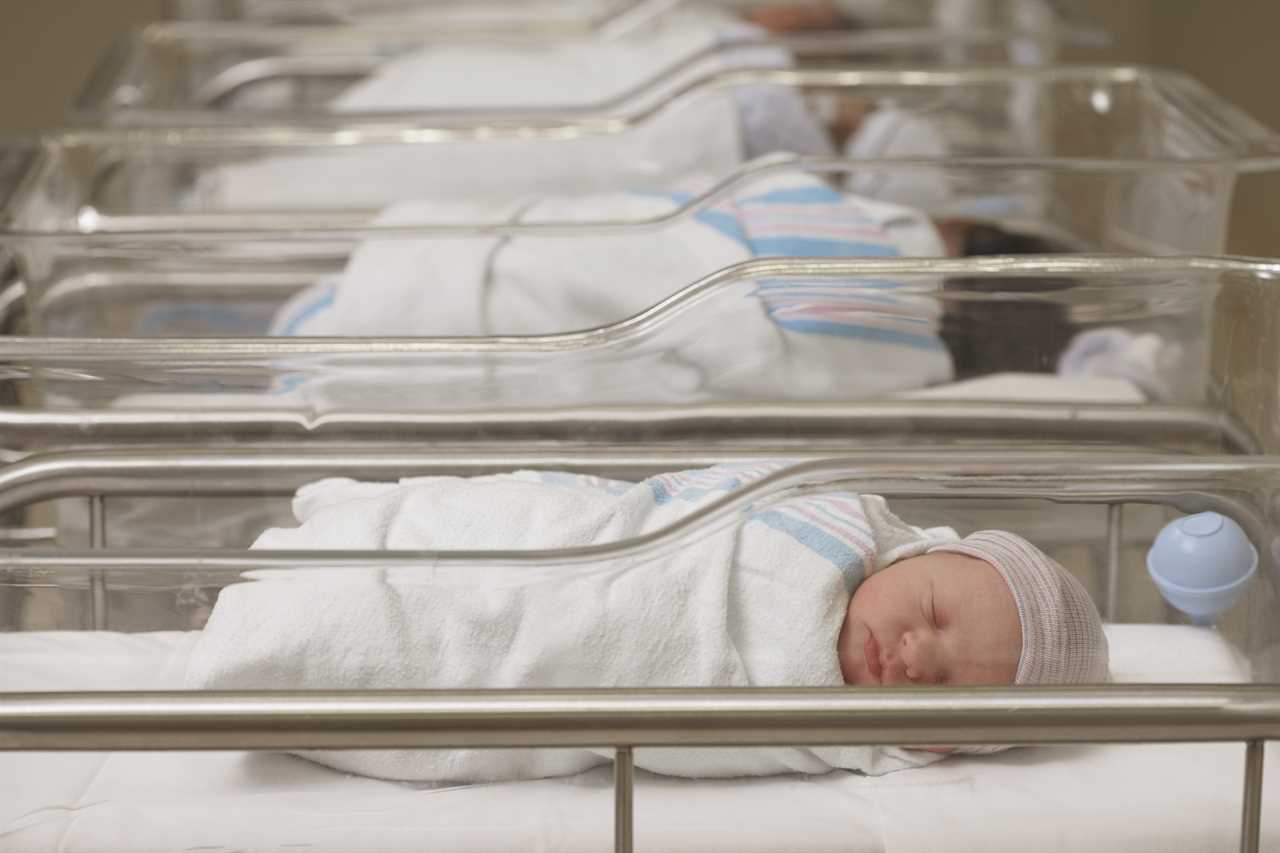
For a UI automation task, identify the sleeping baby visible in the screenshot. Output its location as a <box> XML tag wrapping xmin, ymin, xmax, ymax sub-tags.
<box><xmin>263</xmin><ymin>170</ymin><xmax>1077</xmax><ymax>404</ymax></box>
<box><xmin>197</xmin><ymin>3</ymin><xmax>974</xmax><ymax>211</ymax></box>
<box><xmin>187</xmin><ymin>462</ymin><xmax>1109</xmax><ymax>782</ymax></box>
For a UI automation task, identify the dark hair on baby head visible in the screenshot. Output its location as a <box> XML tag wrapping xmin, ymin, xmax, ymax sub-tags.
<box><xmin>941</xmin><ymin>223</ymin><xmax>1078</xmax><ymax>379</ymax></box>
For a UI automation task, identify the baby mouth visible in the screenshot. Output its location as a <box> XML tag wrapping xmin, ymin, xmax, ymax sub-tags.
<box><xmin>863</xmin><ymin>631</ymin><xmax>883</xmax><ymax>683</ymax></box>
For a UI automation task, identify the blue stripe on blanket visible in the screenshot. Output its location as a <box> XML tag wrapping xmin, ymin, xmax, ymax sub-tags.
<box><xmin>754</xmin><ymin>277</ymin><xmax>912</xmax><ymax>293</ymax></box>
<box><xmin>750</xmin><ymin>509</ymin><xmax>864</xmax><ymax>589</ymax></box>
<box><xmin>536</xmin><ymin>471</ymin><xmax>632</xmax><ymax>495</ymax></box>
<box><xmin>627</xmin><ymin>189</ymin><xmax>750</xmax><ymax>248</ymax></box>
<box><xmin>695</xmin><ymin>209</ymin><xmax>750</xmax><ymax>247</ymax></box>
<box><xmin>646</xmin><ymin>464</ymin><xmax>781</xmax><ymax>506</ymax></box>
<box><xmin>648</xmin><ymin>476</ymin><xmax>748</xmax><ymax>506</ymax></box>
<box><xmin>138</xmin><ymin>304</ymin><xmax>261</xmax><ymax>334</ymax></box>
<box><xmin>271</xmin><ymin>374</ymin><xmax>307</xmax><ymax>395</ymax></box>
<box><xmin>277</xmin><ymin>283</ymin><xmax>337</xmax><ymax>337</ymax></box>
<box><xmin>767</xmin><ymin>318</ymin><xmax>946</xmax><ymax>349</ymax></box>
<box><xmin>751</xmin><ymin>272</ymin><xmax>943</xmax><ymax>348</ymax></box>
<box><xmin>752</xmin><ymin>289</ymin><xmax>913</xmax><ymax>306</ymax></box>
<box><xmin>626</xmin><ymin>187</ymin><xmax>902</xmax><ymax>258</ymax></box>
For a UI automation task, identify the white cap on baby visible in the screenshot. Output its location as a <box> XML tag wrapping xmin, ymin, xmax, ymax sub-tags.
<box><xmin>930</xmin><ymin>530</ymin><xmax>1110</xmax><ymax>685</ymax></box>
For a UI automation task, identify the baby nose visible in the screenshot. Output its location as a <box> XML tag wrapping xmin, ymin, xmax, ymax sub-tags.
<box><xmin>900</xmin><ymin>631</ymin><xmax>941</xmax><ymax>684</ymax></box>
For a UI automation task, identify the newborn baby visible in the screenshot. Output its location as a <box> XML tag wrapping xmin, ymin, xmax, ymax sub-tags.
<box><xmin>841</xmin><ymin>530</ymin><xmax>1108</xmax><ymax>688</ymax></box>
<box><xmin>198</xmin><ymin>5</ymin><xmax>828</xmax><ymax>210</ymax></box>
<box><xmin>188</xmin><ymin>463</ymin><xmax>1108</xmax><ymax>782</ymax></box>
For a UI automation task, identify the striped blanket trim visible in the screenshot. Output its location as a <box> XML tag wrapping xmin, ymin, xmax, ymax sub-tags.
<box><xmin>633</xmin><ymin>180</ymin><xmax>942</xmax><ymax>348</ymax></box>
<box><xmin>645</xmin><ymin>463</ymin><xmax>873</xmax><ymax>582</ymax></box>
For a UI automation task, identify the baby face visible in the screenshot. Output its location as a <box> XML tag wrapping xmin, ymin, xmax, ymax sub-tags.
<box><xmin>838</xmin><ymin>551</ymin><xmax>1021</xmax><ymax>686</ymax></box>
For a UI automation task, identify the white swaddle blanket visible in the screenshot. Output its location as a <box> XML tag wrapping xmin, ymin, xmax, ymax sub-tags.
<box><xmin>187</xmin><ymin>463</ymin><xmax>959</xmax><ymax>782</ymax></box>
<box><xmin>195</xmin><ymin>8</ymin><xmax>828</xmax><ymax>209</ymax></box>
<box><xmin>263</xmin><ymin>171</ymin><xmax>954</xmax><ymax>405</ymax></box>
<box><xmin>272</xmin><ymin>170</ymin><xmax>947</xmax><ymax>337</ymax></box>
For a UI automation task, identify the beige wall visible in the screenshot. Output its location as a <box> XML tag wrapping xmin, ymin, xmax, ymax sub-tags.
<box><xmin>1074</xmin><ymin>0</ymin><xmax>1280</xmax><ymax>256</ymax></box>
<box><xmin>0</xmin><ymin>0</ymin><xmax>164</xmax><ymax>131</ymax></box>
<box><xmin>0</xmin><ymin>0</ymin><xmax>1277</xmax><ymax>253</ymax></box>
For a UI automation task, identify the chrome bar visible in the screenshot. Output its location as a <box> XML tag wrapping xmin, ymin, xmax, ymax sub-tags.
<box><xmin>35</xmin><ymin>270</ymin><xmax>313</xmax><ymax>318</ymax></box>
<box><xmin>1105</xmin><ymin>503</ymin><xmax>1123</xmax><ymax>621</ymax></box>
<box><xmin>88</xmin><ymin>495</ymin><xmax>108</xmax><ymax>631</ymax></box>
<box><xmin>0</xmin><ymin>527</ymin><xmax>56</xmax><ymax>545</ymax></box>
<box><xmin>615</xmin><ymin>746</ymin><xmax>634</xmax><ymax>853</ymax></box>
<box><xmin>0</xmin><ymin>404</ymin><xmax>1255</xmax><ymax>455</ymax></box>
<box><xmin>0</xmin><ymin>276</ymin><xmax>25</xmax><ymax>335</ymax></box>
<box><xmin>1241</xmin><ymin>740</ymin><xmax>1266</xmax><ymax>853</ymax></box>
<box><xmin>0</xmin><ymin>451</ymin><xmax>1270</xmax><ymax>536</ymax></box>
<box><xmin>0</xmin><ymin>455</ymin><xmax>1272</xmax><ymax>579</ymax></box>
<box><xmin>3</xmin><ymin>687</ymin><xmax>1280</xmax><ymax>752</ymax></box>
<box><xmin>89</xmin><ymin>495</ymin><xmax>106</xmax><ymax>548</ymax></box>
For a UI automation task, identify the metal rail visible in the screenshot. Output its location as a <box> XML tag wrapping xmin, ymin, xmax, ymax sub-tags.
<box><xmin>88</xmin><ymin>494</ymin><xmax>108</xmax><ymax>630</ymax></box>
<box><xmin>6</xmin><ymin>685</ymin><xmax>1277</xmax><ymax>750</ymax></box>
<box><xmin>0</xmin><ymin>449</ymin><xmax>1272</xmax><ymax>518</ymax></box>
<box><xmin>1105</xmin><ymin>502</ymin><xmax>1123</xmax><ymax>621</ymax></box>
<box><xmin>0</xmin><ymin>454</ymin><xmax>1272</xmax><ymax>587</ymax></box>
<box><xmin>0</xmin><ymin>405</ymin><xmax>1255</xmax><ymax>454</ymax></box>
<box><xmin>0</xmin><ymin>687</ymin><xmax>1272</xmax><ymax>853</ymax></box>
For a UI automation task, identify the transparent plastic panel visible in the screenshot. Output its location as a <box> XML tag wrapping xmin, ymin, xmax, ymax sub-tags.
<box><xmin>2</xmin><ymin>458</ymin><xmax>1277</xmax><ymax>673</ymax></box>
<box><xmin>8</xmin><ymin>68</ymin><xmax>1279</xmax><ymax>236</ymax></box>
<box><xmin>167</xmin><ymin>0</ymin><xmax>633</xmax><ymax>27</ymax></box>
<box><xmin>0</xmin><ymin>256</ymin><xmax>1235</xmax><ymax>419</ymax></box>
<box><xmin>3</xmin><ymin>256</ymin><xmax>1278</xmax><ymax>449</ymax></box>
<box><xmin>2</xmin><ymin>256</ymin><xmax>1280</xmax><ymax>555</ymax></box>
<box><xmin>1</xmin><ymin>458</ymin><xmax>1278</xmax><ymax>851</ymax></box>
<box><xmin>7</xmin><ymin>71</ymin><xmax>1280</xmax><ymax>345</ymax></box>
<box><xmin>6</xmin><ymin>456</ymin><xmax>1277</xmax><ymax>659</ymax></box>
<box><xmin>159</xmin><ymin>0</ymin><xmax>1101</xmax><ymax>36</ymax></box>
<box><xmin>74</xmin><ymin>18</ymin><xmax>1083</xmax><ymax>124</ymax></box>
<box><xmin>1</xmin><ymin>161</ymin><xmax>1239</xmax><ymax>341</ymax></box>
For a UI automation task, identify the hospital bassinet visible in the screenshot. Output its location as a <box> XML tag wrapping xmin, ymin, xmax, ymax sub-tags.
<box><xmin>1</xmin><ymin>454</ymin><xmax>1278</xmax><ymax>853</ymax></box>
<box><xmin>0</xmin><ymin>255</ymin><xmax>1277</xmax><ymax>556</ymax></box>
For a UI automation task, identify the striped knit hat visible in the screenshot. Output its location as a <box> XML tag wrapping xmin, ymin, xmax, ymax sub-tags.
<box><xmin>929</xmin><ymin>530</ymin><xmax>1110</xmax><ymax>685</ymax></box>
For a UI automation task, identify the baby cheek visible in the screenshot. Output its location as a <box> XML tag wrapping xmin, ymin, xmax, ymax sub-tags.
<box><xmin>849</xmin><ymin>572</ymin><xmax>891</xmax><ymax>611</ymax></box>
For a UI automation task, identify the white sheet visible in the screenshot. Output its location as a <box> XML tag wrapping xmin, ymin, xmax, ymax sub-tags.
<box><xmin>1</xmin><ymin>624</ymin><xmax>1273</xmax><ymax>853</ymax></box>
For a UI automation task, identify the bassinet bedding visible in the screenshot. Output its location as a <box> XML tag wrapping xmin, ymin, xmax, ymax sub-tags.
<box><xmin>0</xmin><ymin>624</ymin><xmax>1271</xmax><ymax>853</ymax></box>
